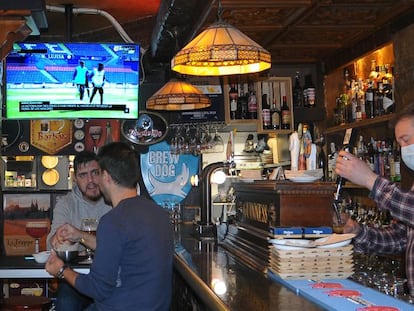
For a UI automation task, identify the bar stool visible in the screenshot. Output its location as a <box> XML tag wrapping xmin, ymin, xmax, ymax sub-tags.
<box><xmin>2</xmin><ymin>295</ymin><xmax>52</xmax><ymax>311</ymax></box>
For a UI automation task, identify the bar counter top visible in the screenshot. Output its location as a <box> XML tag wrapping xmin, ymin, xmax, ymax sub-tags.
<box><xmin>173</xmin><ymin>223</ymin><xmax>323</xmax><ymax>311</ymax></box>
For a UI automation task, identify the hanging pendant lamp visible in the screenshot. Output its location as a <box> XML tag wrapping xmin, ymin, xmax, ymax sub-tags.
<box><xmin>171</xmin><ymin>4</ymin><xmax>271</xmax><ymax>76</ymax></box>
<box><xmin>146</xmin><ymin>79</ymin><xmax>211</xmax><ymax>111</ymax></box>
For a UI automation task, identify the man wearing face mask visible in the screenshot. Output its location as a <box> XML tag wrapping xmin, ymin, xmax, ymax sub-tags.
<box><xmin>335</xmin><ymin>104</ymin><xmax>414</xmax><ymax>295</ymax></box>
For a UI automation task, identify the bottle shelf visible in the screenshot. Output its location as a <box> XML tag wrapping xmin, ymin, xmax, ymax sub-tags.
<box><xmin>324</xmin><ymin>113</ymin><xmax>394</xmax><ymax>135</ymax></box>
<box><xmin>223</xmin><ymin>76</ymin><xmax>294</xmax><ymax>133</ymax></box>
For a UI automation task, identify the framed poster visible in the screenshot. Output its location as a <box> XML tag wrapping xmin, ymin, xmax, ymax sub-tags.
<box><xmin>3</xmin><ymin>193</ymin><xmax>51</xmax><ymax>255</ymax></box>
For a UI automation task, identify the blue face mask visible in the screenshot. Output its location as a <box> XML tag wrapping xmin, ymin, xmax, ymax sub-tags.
<box><xmin>401</xmin><ymin>144</ymin><xmax>414</xmax><ymax>171</ymax></box>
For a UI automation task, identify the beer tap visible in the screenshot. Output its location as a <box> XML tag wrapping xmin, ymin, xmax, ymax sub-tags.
<box><xmin>333</xmin><ymin>128</ymin><xmax>355</xmax><ymax>226</ymax></box>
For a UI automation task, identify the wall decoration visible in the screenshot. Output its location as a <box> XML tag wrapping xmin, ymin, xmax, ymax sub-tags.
<box><xmin>3</xmin><ymin>193</ymin><xmax>51</xmax><ymax>255</ymax></box>
<box><xmin>140</xmin><ymin>141</ymin><xmax>199</xmax><ymax>207</ymax></box>
<box><xmin>30</xmin><ymin>120</ymin><xmax>73</xmax><ymax>154</ymax></box>
<box><xmin>84</xmin><ymin>119</ymin><xmax>120</xmax><ymax>153</ymax></box>
<box><xmin>121</xmin><ymin>111</ymin><xmax>168</xmax><ymax>145</ymax></box>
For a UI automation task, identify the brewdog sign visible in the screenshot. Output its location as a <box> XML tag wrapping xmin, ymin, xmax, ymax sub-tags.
<box><xmin>141</xmin><ymin>141</ymin><xmax>199</xmax><ymax>206</ymax></box>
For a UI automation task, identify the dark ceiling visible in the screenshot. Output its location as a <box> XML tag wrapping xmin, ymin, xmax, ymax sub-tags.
<box><xmin>6</xmin><ymin>0</ymin><xmax>414</xmax><ymax>74</ymax></box>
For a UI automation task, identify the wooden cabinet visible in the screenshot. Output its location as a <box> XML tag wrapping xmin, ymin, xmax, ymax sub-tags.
<box><xmin>223</xmin><ymin>76</ymin><xmax>294</xmax><ymax>134</ymax></box>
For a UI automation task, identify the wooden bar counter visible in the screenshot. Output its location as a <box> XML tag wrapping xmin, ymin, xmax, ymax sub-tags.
<box><xmin>172</xmin><ymin>224</ymin><xmax>324</xmax><ymax>311</ymax></box>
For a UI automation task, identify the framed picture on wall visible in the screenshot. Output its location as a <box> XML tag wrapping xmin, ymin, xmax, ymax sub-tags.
<box><xmin>3</xmin><ymin>193</ymin><xmax>51</xmax><ymax>255</ymax></box>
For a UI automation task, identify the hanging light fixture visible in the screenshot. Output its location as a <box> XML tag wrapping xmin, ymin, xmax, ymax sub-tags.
<box><xmin>171</xmin><ymin>1</ymin><xmax>271</xmax><ymax>76</ymax></box>
<box><xmin>146</xmin><ymin>79</ymin><xmax>211</xmax><ymax>111</ymax></box>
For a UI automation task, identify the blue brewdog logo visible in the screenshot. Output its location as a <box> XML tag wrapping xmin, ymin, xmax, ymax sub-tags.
<box><xmin>141</xmin><ymin>141</ymin><xmax>199</xmax><ymax>205</ymax></box>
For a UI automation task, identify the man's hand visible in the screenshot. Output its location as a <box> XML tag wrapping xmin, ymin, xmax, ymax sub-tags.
<box><xmin>335</xmin><ymin>151</ymin><xmax>378</xmax><ymax>190</ymax></box>
<box><xmin>54</xmin><ymin>224</ymin><xmax>82</xmax><ymax>247</ymax></box>
<box><xmin>45</xmin><ymin>250</ymin><xmax>65</xmax><ymax>277</ymax></box>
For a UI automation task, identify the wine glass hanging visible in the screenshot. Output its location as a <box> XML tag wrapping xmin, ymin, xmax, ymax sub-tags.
<box><xmin>169</xmin><ymin>122</ymin><xmax>225</xmax><ymax>155</ymax></box>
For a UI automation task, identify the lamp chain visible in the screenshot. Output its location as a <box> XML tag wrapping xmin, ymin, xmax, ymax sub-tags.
<box><xmin>217</xmin><ymin>0</ymin><xmax>223</xmax><ymax>21</ymax></box>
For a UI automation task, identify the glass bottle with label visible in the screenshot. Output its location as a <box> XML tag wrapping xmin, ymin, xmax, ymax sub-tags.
<box><xmin>271</xmin><ymin>99</ymin><xmax>280</xmax><ymax>130</ymax></box>
<box><xmin>261</xmin><ymin>93</ymin><xmax>271</xmax><ymax>130</ymax></box>
<box><xmin>365</xmin><ymin>80</ymin><xmax>375</xmax><ymax>119</ymax></box>
<box><xmin>281</xmin><ymin>96</ymin><xmax>291</xmax><ymax>129</ymax></box>
<box><xmin>229</xmin><ymin>83</ymin><xmax>238</xmax><ymax>120</ymax></box>
<box><xmin>293</xmin><ymin>71</ymin><xmax>303</xmax><ymax>107</ymax></box>
<box><xmin>382</xmin><ymin>64</ymin><xmax>394</xmax><ymax>114</ymax></box>
<box><xmin>303</xmin><ymin>74</ymin><xmax>316</xmax><ymax>107</ymax></box>
<box><xmin>247</xmin><ymin>83</ymin><xmax>257</xmax><ymax>119</ymax></box>
<box><xmin>238</xmin><ymin>83</ymin><xmax>248</xmax><ymax>119</ymax></box>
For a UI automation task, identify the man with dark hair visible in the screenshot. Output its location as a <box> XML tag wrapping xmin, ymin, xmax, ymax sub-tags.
<box><xmin>335</xmin><ymin>104</ymin><xmax>414</xmax><ymax>295</ymax></box>
<box><xmin>47</xmin><ymin>151</ymin><xmax>111</xmax><ymax>311</ymax></box>
<box><xmin>46</xmin><ymin>142</ymin><xmax>173</xmax><ymax>311</ymax></box>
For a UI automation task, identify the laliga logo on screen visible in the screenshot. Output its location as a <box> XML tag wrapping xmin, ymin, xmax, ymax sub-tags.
<box><xmin>121</xmin><ymin>112</ymin><xmax>168</xmax><ymax>145</ymax></box>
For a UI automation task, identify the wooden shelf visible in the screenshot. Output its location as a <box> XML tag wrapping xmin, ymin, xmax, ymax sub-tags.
<box><xmin>324</xmin><ymin>114</ymin><xmax>394</xmax><ymax>135</ymax></box>
<box><xmin>223</xmin><ymin>76</ymin><xmax>294</xmax><ymax>134</ymax></box>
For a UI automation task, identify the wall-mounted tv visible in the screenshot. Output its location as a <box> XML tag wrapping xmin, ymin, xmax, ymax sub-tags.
<box><xmin>4</xmin><ymin>42</ymin><xmax>140</xmax><ymax>119</ymax></box>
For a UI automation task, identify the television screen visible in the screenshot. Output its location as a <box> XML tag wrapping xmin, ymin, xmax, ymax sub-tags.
<box><xmin>4</xmin><ymin>42</ymin><xmax>140</xmax><ymax>119</ymax></box>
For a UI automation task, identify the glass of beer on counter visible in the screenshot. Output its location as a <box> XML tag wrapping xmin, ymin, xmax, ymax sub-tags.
<box><xmin>80</xmin><ymin>218</ymin><xmax>98</xmax><ymax>264</ymax></box>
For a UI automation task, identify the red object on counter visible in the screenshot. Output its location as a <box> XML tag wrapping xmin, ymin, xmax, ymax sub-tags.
<box><xmin>311</xmin><ymin>282</ymin><xmax>343</xmax><ymax>289</ymax></box>
<box><xmin>327</xmin><ymin>289</ymin><xmax>361</xmax><ymax>297</ymax></box>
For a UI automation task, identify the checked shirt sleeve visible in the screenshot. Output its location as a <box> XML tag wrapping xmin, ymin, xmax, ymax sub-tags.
<box><xmin>370</xmin><ymin>176</ymin><xmax>414</xmax><ymax>226</ymax></box>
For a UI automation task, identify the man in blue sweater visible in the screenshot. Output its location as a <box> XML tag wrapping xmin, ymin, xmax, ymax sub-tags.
<box><xmin>46</xmin><ymin>142</ymin><xmax>174</xmax><ymax>310</ymax></box>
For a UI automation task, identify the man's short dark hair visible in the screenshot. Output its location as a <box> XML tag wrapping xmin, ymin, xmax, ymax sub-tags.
<box><xmin>97</xmin><ymin>142</ymin><xmax>140</xmax><ymax>189</ymax></box>
<box><xmin>73</xmin><ymin>151</ymin><xmax>97</xmax><ymax>174</ymax></box>
<box><xmin>389</xmin><ymin>104</ymin><xmax>414</xmax><ymax>128</ymax></box>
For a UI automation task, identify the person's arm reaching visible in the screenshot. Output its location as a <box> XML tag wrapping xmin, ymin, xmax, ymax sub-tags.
<box><xmin>335</xmin><ymin>150</ymin><xmax>378</xmax><ymax>190</ymax></box>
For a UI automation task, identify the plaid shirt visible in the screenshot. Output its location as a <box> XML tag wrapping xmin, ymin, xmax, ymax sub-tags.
<box><xmin>354</xmin><ymin>176</ymin><xmax>414</xmax><ymax>294</ymax></box>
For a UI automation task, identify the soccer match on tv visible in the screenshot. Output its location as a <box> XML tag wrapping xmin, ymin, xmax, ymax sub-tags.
<box><xmin>5</xmin><ymin>42</ymin><xmax>140</xmax><ymax>120</ymax></box>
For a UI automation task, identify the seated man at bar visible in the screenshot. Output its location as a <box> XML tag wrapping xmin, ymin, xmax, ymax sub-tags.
<box><xmin>47</xmin><ymin>151</ymin><xmax>112</xmax><ymax>311</ymax></box>
<box><xmin>335</xmin><ymin>104</ymin><xmax>414</xmax><ymax>296</ymax></box>
<box><xmin>46</xmin><ymin>142</ymin><xmax>174</xmax><ymax>311</ymax></box>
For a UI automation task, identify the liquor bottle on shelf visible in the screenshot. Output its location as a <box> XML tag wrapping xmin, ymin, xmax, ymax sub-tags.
<box><xmin>375</xmin><ymin>82</ymin><xmax>385</xmax><ymax>117</ymax></box>
<box><xmin>389</xmin><ymin>141</ymin><xmax>401</xmax><ymax>182</ymax></box>
<box><xmin>247</xmin><ymin>83</ymin><xmax>257</xmax><ymax>119</ymax></box>
<box><xmin>382</xmin><ymin>64</ymin><xmax>394</xmax><ymax>114</ymax></box>
<box><xmin>355</xmin><ymin>94</ymin><xmax>362</xmax><ymax>122</ymax></box>
<box><xmin>334</xmin><ymin>96</ymin><xmax>346</xmax><ymax>125</ymax></box>
<box><xmin>229</xmin><ymin>83</ymin><xmax>238</xmax><ymax>120</ymax></box>
<box><xmin>238</xmin><ymin>83</ymin><xmax>248</xmax><ymax>119</ymax></box>
<box><xmin>281</xmin><ymin>95</ymin><xmax>291</xmax><ymax>129</ymax></box>
<box><xmin>261</xmin><ymin>93</ymin><xmax>271</xmax><ymax>130</ymax></box>
<box><xmin>365</xmin><ymin>80</ymin><xmax>375</xmax><ymax>118</ymax></box>
<box><xmin>303</xmin><ymin>74</ymin><xmax>316</xmax><ymax>107</ymax></box>
<box><xmin>357</xmin><ymin>79</ymin><xmax>366</xmax><ymax>120</ymax></box>
<box><xmin>293</xmin><ymin>71</ymin><xmax>303</xmax><ymax>107</ymax></box>
<box><xmin>369</xmin><ymin>59</ymin><xmax>379</xmax><ymax>87</ymax></box>
<box><xmin>339</xmin><ymin>84</ymin><xmax>351</xmax><ymax>124</ymax></box>
<box><xmin>271</xmin><ymin>98</ymin><xmax>280</xmax><ymax>130</ymax></box>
